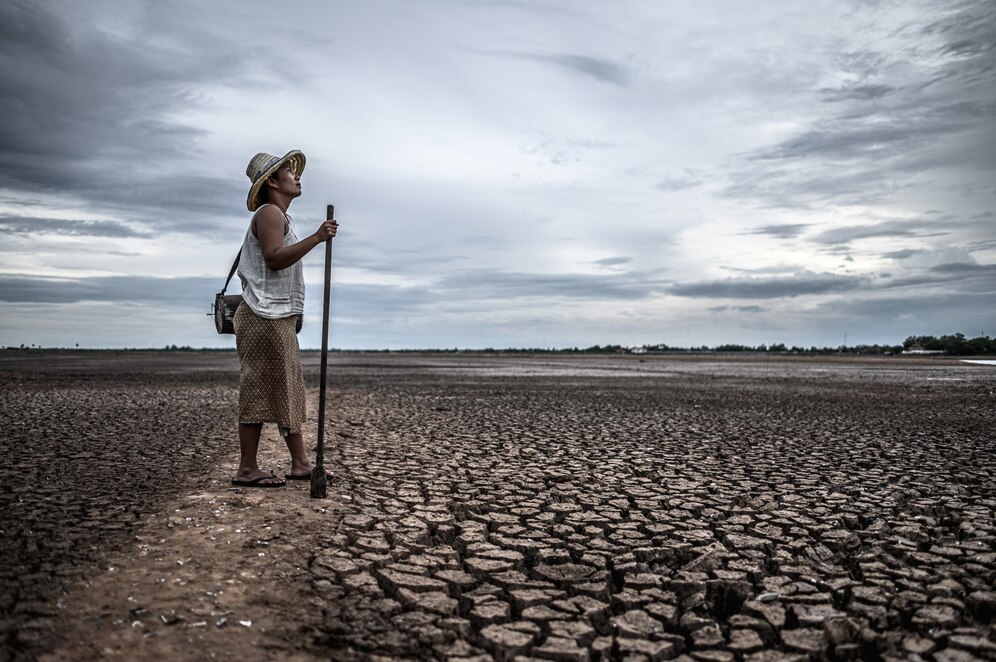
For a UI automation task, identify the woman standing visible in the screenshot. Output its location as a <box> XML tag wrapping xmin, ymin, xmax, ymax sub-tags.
<box><xmin>232</xmin><ymin>150</ymin><xmax>338</xmax><ymax>488</ymax></box>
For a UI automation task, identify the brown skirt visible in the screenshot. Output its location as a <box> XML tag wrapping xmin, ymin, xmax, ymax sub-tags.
<box><xmin>233</xmin><ymin>305</ymin><xmax>306</xmax><ymax>435</ymax></box>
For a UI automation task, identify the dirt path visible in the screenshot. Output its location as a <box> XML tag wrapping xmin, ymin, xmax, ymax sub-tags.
<box><xmin>40</xmin><ymin>423</ymin><xmax>347</xmax><ymax>662</ymax></box>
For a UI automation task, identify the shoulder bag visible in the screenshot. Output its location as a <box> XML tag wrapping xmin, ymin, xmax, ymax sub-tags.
<box><xmin>213</xmin><ymin>252</ymin><xmax>243</xmax><ymax>335</ymax></box>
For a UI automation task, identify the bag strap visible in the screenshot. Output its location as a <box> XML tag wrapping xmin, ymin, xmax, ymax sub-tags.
<box><xmin>220</xmin><ymin>251</ymin><xmax>240</xmax><ymax>295</ymax></box>
<box><xmin>221</xmin><ymin>208</ymin><xmax>288</xmax><ymax>294</ymax></box>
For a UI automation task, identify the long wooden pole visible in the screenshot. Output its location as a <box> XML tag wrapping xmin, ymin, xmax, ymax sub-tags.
<box><xmin>310</xmin><ymin>204</ymin><xmax>334</xmax><ymax>499</ymax></box>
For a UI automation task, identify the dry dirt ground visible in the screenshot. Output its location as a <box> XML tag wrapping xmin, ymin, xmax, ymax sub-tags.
<box><xmin>0</xmin><ymin>351</ymin><xmax>994</xmax><ymax>662</ymax></box>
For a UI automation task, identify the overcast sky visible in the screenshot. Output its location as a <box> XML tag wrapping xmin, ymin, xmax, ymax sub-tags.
<box><xmin>1</xmin><ymin>0</ymin><xmax>993</xmax><ymax>349</ymax></box>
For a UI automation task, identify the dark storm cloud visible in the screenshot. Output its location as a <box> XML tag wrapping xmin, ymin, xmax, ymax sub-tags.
<box><xmin>929</xmin><ymin>262</ymin><xmax>996</xmax><ymax>277</ymax></box>
<box><xmin>0</xmin><ymin>272</ymin><xmax>435</xmax><ymax>326</ymax></box>
<box><xmin>0</xmin><ymin>273</ymin><xmax>214</xmax><ymax>305</ymax></box>
<box><xmin>708</xmin><ymin>305</ymin><xmax>765</xmax><ymax>313</ymax></box>
<box><xmin>477</xmin><ymin>49</ymin><xmax>632</xmax><ymax>86</ymax></box>
<box><xmin>856</xmin><ymin>261</ymin><xmax>995</xmax><ymax>292</ymax></box>
<box><xmin>323</xmin><ymin>282</ymin><xmax>437</xmax><ymax>317</ymax></box>
<box><xmin>331</xmin><ymin>241</ymin><xmax>469</xmax><ymax>275</ymax></box>
<box><xmin>722</xmin><ymin>167</ymin><xmax>901</xmax><ymax>208</ymax></box>
<box><xmin>0</xmin><ymin>266</ymin><xmax>667</xmax><ymax>308</ymax></box>
<box><xmin>342</xmin><ymin>264</ymin><xmax>680</xmax><ymax>315</ymax></box>
<box><xmin>968</xmin><ymin>239</ymin><xmax>996</xmax><ymax>252</ymax></box>
<box><xmin>0</xmin><ymin>271</ymin><xmax>443</xmax><ymax>324</ymax></box>
<box><xmin>816</xmin><ymin>290</ymin><xmax>996</xmax><ymax>325</ymax></box>
<box><xmin>531</xmin><ymin>53</ymin><xmax>631</xmax><ymax>86</ymax></box>
<box><xmin>592</xmin><ymin>257</ymin><xmax>631</xmax><ymax>267</ymax></box>
<box><xmin>655</xmin><ymin>173</ymin><xmax>700</xmax><ymax>191</ymax></box>
<box><xmin>754</xmin><ymin>123</ymin><xmax>906</xmax><ymax>162</ymax></box>
<box><xmin>811</xmin><ymin>219</ymin><xmax>950</xmax><ymax>245</ymax></box>
<box><xmin>820</xmin><ymin>83</ymin><xmax>895</xmax><ymax>103</ymax></box>
<box><xmin>96</xmin><ymin>175</ymin><xmax>247</xmax><ymax>225</ymax></box>
<box><xmin>670</xmin><ymin>272</ymin><xmax>868</xmax><ymax>299</ymax></box>
<box><xmin>725</xmin><ymin>1</ymin><xmax>996</xmax><ymax>208</ymax></box>
<box><xmin>436</xmin><ymin>268</ymin><xmax>663</xmax><ymax>300</ymax></box>
<box><xmin>472</xmin><ymin>0</ymin><xmax>584</xmax><ymax>17</ymax></box>
<box><xmin>0</xmin><ymin>215</ymin><xmax>148</xmax><ymax>238</ymax></box>
<box><xmin>721</xmin><ymin>264</ymin><xmax>805</xmax><ymax>275</ymax></box>
<box><xmin>676</xmin><ymin>260</ymin><xmax>994</xmax><ymax>302</ymax></box>
<box><xmin>743</xmin><ymin>223</ymin><xmax>810</xmax><ymax>239</ymax></box>
<box><xmin>881</xmin><ymin>248</ymin><xmax>922</xmax><ymax>260</ymax></box>
<box><xmin>924</xmin><ymin>0</ymin><xmax>996</xmax><ymax>58</ymax></box>
<box><xmin>750</xmin><ymin>106</ymin><xmax>983</xmax><ymax>164</ymax></box>
<box><xmin>0</xmin><ymin>1</ymin><xmax>254</xmax><ymax>223</ymax></box>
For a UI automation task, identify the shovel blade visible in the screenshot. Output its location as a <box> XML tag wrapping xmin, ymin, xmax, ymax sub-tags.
<box><xmin>310</xmin><ymin>464</ymin><xmax>328</xmax><ymax>498</ymax></box>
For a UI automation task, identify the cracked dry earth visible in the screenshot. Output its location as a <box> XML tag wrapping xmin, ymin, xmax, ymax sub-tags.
<box><xmin>1</xmin><ymin>352</ymin><xmax>995</xmax><ymax>662</ymax></box>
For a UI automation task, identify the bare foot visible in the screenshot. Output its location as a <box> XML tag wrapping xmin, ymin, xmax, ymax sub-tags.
<box><xmin>285</xmin><ymin>464</ymin><xmax>333</xmax><ymax>480</ymax></box>
<box><xmin>287</xmin><ymin>461</ymin><xmax>314</xmax><ymax>478</ymax></box>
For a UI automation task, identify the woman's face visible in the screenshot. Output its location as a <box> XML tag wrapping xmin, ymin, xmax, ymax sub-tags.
<box><xmin>269</xmin><ymin>163</ymin><xmax>302</xmax><ymax>198</ymax></box>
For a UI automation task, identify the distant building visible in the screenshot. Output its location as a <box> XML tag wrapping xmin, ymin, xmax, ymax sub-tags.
<box><xmin>902</xmin><ymin>344</ymin><xmax>944</xmax><ymax>355</ymax></box>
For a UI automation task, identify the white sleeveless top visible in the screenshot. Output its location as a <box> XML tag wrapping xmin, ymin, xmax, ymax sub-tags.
<box><xmin>237</xmin><ymin>204</ymin><xmax>306</xmax><ymax>318</ymax></box>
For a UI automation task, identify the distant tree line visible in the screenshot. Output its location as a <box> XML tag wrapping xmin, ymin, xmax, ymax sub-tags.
<box><xmin>5</xmin><ymin>333</ymin><xmax>993</xmax><ymax>355</ymax></box>
<box><xmin>901</xmin><ymin>333</ymin><xmax>996</xmax><ymax>355</ymax></box>
<box><xmin>635</xmin><ymin>342</ymin><xmax>903</xmax><ymax>355</ymax></box>
<box><xmin>472</xmin><ymin>335</ymin><xmax>994</xmax><ymax>355</ymax></box>
<box><xmin>636</xmin><ymin>334</ymin><xmax>994</xmax><ymax>355</ymax></box>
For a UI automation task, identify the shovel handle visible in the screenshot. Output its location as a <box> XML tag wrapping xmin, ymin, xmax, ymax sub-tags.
<box><xmin>312</xmin><ymin>204</ymin><xmax>334</xmax><ymax>498</ymax></box>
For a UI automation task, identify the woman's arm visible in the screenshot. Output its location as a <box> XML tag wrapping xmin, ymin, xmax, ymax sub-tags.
<box><xmin>254</xmin><ymin>205</ymin><xmax>337</xmax><ymax>271</ymax></box>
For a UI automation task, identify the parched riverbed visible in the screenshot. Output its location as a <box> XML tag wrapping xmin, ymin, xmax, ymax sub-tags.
<box><xmin>1</xmin><ymin>351</ymin><xmax>993</xmax><ymax>661</ymax></box>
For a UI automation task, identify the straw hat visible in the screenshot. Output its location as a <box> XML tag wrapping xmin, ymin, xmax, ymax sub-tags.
<box><xmin>245</xmin><ymin>149</ymin><xmax>306</xmax><ymax>211</ymax></box>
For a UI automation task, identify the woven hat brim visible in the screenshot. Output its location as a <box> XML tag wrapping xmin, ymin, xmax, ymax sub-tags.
<box><xmin>246</xmin><ymin>150</ymin><xmax>306</xmax><ymax>212</ymax></box>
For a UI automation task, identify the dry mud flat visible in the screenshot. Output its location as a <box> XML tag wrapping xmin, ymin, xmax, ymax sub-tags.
<box><xmin>1</xmin><ymin>352</ymin><xmax>995</xmax><ymax>661</ymax></box>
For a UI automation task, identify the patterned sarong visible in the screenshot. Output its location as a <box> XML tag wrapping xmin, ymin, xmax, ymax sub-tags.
<box><xmin>233</xmin><ymin>304</ymin><xmax>305</xmax><ymax>435</ymax></box>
